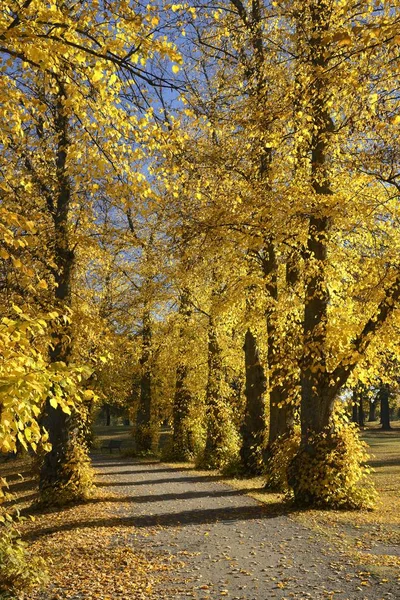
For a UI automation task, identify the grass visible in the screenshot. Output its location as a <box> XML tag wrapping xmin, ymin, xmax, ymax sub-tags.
<box><xmin>92</xmin><ymin>425</ymin><xmax>172</xmax><ymax>456</ymax></box>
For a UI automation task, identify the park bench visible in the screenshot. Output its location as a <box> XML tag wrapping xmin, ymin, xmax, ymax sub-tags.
<box><xmin>101</xmin><ymin>439</ymin><xmax>123</xmax><ymax>453</ymax></box>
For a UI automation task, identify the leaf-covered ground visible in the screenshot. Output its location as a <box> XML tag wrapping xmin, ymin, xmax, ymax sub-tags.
<box><xmin>1</xmin><ymin>459</ymin><xmax>180</xmax><ymax>600</ymax></box>
<box><xmin>1</xmin><ymin>424</ymin><xmax>399</xmax><ymax>600</ymax></box>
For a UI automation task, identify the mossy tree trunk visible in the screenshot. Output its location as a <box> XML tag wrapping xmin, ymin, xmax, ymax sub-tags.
<box><xmin>135</xmin><ymin>309</ymin><xmax>153</xmax><ymax>452</ymax></box>
<box><xmin>202</xmin><ymin>315</ymin><xmax>238</xmax><ymax>469</ymax></box>
<box><xmin>39</xmin><ymin>85</ymin><xmax>91</xmax><ymax>504</ymax></box>
<box><xmin>171</xmin><ymin>289</ymin><xmax>195</xmax><ymax>460</ymax></box>
<box><xmin>240</xmin><ymin>327</ymin><xmax>267</xmax><ymax>474</ymax></box>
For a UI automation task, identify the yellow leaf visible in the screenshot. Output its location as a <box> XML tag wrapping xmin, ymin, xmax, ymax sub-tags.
<box><xmin>92</xmin><ymin>68</ymin><xmax>103</xmax><ymax>82</ymax></box>
<box><xmin>12</xmin><ymin>257</ymin><xmax>22</xmax><ymax>268</ymax></box>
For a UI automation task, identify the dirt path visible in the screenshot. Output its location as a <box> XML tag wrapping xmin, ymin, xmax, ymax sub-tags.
<box><xmin>93</xmin><ymin>456</ymin><xmax>397</xmax><ymax>600</ymax></box>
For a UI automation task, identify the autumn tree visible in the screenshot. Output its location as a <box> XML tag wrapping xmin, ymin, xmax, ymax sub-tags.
<box><xmin>0</xmin><ymin>0</ymin><xmax>182</xmax><ymax>502</ymax></box>
<box><xmin>158</xmin><ymin>0</ymin><xmax>400</xmax><ymax>506</ymax></box>
<box><xmin>285</xmin><ymin>0</ymin><xmax>400</xmax><ymax>506</ymax></box>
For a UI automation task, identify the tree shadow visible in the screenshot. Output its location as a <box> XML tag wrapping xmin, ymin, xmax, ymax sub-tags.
<box><xmin>2</xmin><ymin>492</ymin><xmax>37</xmax><ymax>509</ymax></box>
<box><xmin>87</xmin><ymin>487</ymin><xmax>265</xmax><ymax>505</ymax></box>
<box><xmin>6</xmin><ymin>478</ymin><xmax>36</xmax><ymax>494</ymax></box>
<box><xmin>369</xmin><ymin>456</ymin><xmax>400</xmax><ymax>468</ymax></box>
<box><xmin>96</xmin><ymin>474</ymin><xmax>229</xmax><ymax>487</ymax></box>
<box><xmin>23</xmin><ymin>501</ymin><xmax>293</xmax><ymax>542</ymax></box>
<box><xmin>90</xmin><ymin>459</ymin><xmax>161</xmax><ymax>468</ymax></box>
<box><xmin>95</xmin><ymin>467</ymin><xmax>196</xmax><ymax>476</ymax></box>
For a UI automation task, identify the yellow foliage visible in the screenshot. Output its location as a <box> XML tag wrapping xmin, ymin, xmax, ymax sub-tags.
<box><xmin>288</xmin><ymin>418</ymin><xmax>377</xmax><ymax>509</ymax></box>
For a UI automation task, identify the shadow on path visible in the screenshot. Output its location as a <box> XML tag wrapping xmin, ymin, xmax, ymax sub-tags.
<box><xmin>88</xmin><ymin>488</ymin><xmax>265</xmax><ymax>505</ymax></box>
<box><xmin>368</xmin><ymin>457</ymin><xmax>400</xmax><ymax>468</ymax></box>
<box><xmin>96</xmin><ymin>467</ymin><xmax>195</xmax><ymax>476</ymax></box>
<box><xmin>90</xmin><ymin>459</ymin><xmax>160</xmax><ymax>468</ymax></box>
<box><xmin>96</xmin><ymin>474</ymin><xmax>230</xmax><ymax>487</ymax></box>
<box><xmin>23</xmin><ymin>502</ymin><xmax>286</xmax><ymax>542</ymax></box>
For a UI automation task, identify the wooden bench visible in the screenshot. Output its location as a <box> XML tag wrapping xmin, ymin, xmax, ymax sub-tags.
<box><xmin>101</xmin><ymin>440</ymin><xmax>123</xmax><ymax>453</ymax></box>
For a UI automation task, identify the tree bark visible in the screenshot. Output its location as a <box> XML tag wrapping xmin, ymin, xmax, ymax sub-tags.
<box><xmin>379</xmin><ymin>385</ymin><xmax>391</xmax><ymax>431</ymax></box>
<box><xmin>351</xmin><ymin>387</ymin><xmax>365</xmax><ymax>427</ymax></box>
<box><xmin>288</xmin><ymin>2</ymin><xmax>337</xmax><ymax>504</ymax></box>
<box><xmin>358</xmin><ymin>394</ymin><xmax>365</xmax><ymax>428</ymax></box>
<box><xmin>171</xmin><ymin>290</ymin><xmax>195</xmax><ymax>460</ymax></box>
<box><xmin>368</xmin><ymin>399</ymin><xmax>377</xmax><ymax>422</ymax></box>
<box><xmin>39</xmin><ymin>84</ymin><xmax>88</xmax><ymax>502</ymax></box>
<box><xmin>240</xmin><ymin>327</ymin><xmax>267</xmax><ymax>474</ymax></box>
<box><xmin>298</xmin><ymin>1</ymin><xmax>334</xmax><ymax>443</ymax></box>
<box><xmin>135</xmin><ymin>310</ymin><xmax>153</xmax><ymax>452</ymax></box>
<box><xmin>352</xmin><ymin>400</ymin><xmax>358</xmax><ymax>424</ymax></box>
<box><xmin>105</xmin><ymin>405</ymin><xmax>111</xmax><ymax>426</ymax></box>
<box><xmin>202</xmin><ymin>314</ymin><xmax>238</xmax><ymax>469</ymax></box>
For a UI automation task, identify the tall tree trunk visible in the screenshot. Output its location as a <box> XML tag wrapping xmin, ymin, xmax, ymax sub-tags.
<box><xmin>298</xmin><ymin>2</ymin><xmax>333</xmax><ymax>437</ymax></box>
<box><xmin>240</xmin><ymin>327</ymin><xmax>267</xmax><ymax>474</ymax></box>
<box><xmin>286</xmin><ymin>1</ymin><xmax>400</xmax><ymax>507</ymax></box>
<box><xmin>171</xmin><ymin>290</ymin><xmax>195</xmax><ymax>460</ymax></box>
<box><xmin>105</xmin><ymin>405</ymin><xmax>111</xmax><ymax>426</ymax></box>
<box><xmin>135</xmin><ymin>310</ymin><xmax>153</xmax><ymax>452</ymax></box>
<box><xmin>358</xmin><ymin>394</ymin><xmax>365</xmax><ymax>428</ymax></box>
<box><xmin>201</xmin><ymin>315</ymin><xmax>238</xmax><ymax>469</ymax></box>
<box><xmin>266</xmin><ymin>247</ymin><xmax>299</xmax><ymax>449</ymax></box>
<box><xmin>379</xmin><ymin>385</ymin><xmax>391</xmax><ymax>431</ymax></box>
<box><xmin>368</xmin><ymin>399</ymin><xmax>377</xmax><ymax>422</ymax></box>
<box><xmin>39</xmin><ymin>85</ymin><xmax>91</xmax><ymax>504</ymax></box>
<box><xmin>288</xmin><ymin>2</ymin><xmax>337</xmax><ymax>505</ymax></box>
<box><xmin>264</xmin><ymin>248</ymin><xmax>299</xmax><ymax>490</ymax></box>
<box><xmin>351</xmin><ymin>399</ymin><xmax>358</xmax><ymax>424</ymax></box>
<box><xmin>232</xmin><ymin>0</ymin><xmax>272</xmax><ymax>475</ymax></box>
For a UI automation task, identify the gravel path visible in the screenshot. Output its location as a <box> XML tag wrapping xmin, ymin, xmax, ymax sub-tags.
<box><xmin>93</xmin><ymin>456</ymin><xmax>398</xmax><ymax>600</ymax></box>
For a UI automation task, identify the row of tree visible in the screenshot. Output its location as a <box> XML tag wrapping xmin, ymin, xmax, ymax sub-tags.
<box><xmin>1</xmin><ymin>0</ymin><xmax>400</xmax><ymax>510</ymax></box>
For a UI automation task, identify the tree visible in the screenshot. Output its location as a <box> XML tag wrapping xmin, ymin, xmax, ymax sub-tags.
<box><xmin>378</xmin><ymin>384</ymin><xmax>392</xmax><ymax>431</ymax></box>
<box><xmin>287</xmin><ymin>0</ymin><xmax>399</xmax><ymax>506</ymax></box>
<box><xmin>0</xmin><ymin>0</ymin><xmax>182</xmax><ymax>502</ymax></box>
<box><xmin>164</xmin><ymin>0</ymin><xmax>399</xmax><ymax>505</ymax></box>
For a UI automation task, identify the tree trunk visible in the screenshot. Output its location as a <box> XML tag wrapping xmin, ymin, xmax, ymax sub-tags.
<box><xmin>233</xmin><ymin>0</ymin><xmax>273</xmax><ymax>476</ymax></box>
<box><xmin>368</xmin><ymin>399</ymin><xmax>377</xmax><ymax>422</ymax></box>
<box><xmin>358</xmin><ymin>395</ymin><xmax>365</xmax><ymax>428</ymax></box>
<box><xmin>135</xmin><ymin>310</ymin><xmax>153</xmax><ymax>452</ymax></box>
<box><xmin>286</xmin><ymin>1</ymin><xmax>400</xmax><ymax>507</ymax></box>
<box><xmin>352</xmin><ymin>399</ymin><xmax>358</xmax><ymax>424</ymax></box>
<box><xmin>240</xmin><ymin>327</ymin><xmax>267</xmax><ymax>474</ymax></box>
<box><xmin>39</xmin><ymin>86</ymin><xmax>91</xmax><ymax>504</ymax></box>
<box><xmin>288</xmin><ymin>2</ymin><xmax>337</xmax><ymax>505</ymax></box>
<box><xmin>171</xmin><ymin>290</ymin><xmax>195</xmax><ymax>460</ymax></box>
<box><xmin>201</xmin><ymin>316</ymin><xmax>238</xmax><ymax>469</ymax></box>
<box><xmin>105</xmin><ymin>405</ymin><xmax>111</xmax><ymax>426</ymax></box>
<box><xmin>379</xmin><ymin>385</ymin><xmax>391</xmax><ymax>431</ymax></box>
<box><xmin>264</xmin><ymin>247</ymin><xmax>299</xmax><ymax>490</ymax></box>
